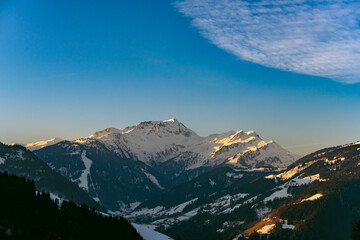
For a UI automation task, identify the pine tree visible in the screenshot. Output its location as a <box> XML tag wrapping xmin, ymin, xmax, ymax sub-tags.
<box><xmin>351</xmin><ymin>219</ymin><xmax>360</xmax><ymax>240</ymax></box>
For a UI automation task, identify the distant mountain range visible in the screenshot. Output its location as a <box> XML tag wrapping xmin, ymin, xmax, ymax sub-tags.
<box><xmin>28</xmin><ymin>119</ymin><xmax>299</xmax><ymax>213</ymax></box>
<box><xmin>6</xmin><ymin>120</ymin><xmax>360</xmax><ymax>239</ymax></box>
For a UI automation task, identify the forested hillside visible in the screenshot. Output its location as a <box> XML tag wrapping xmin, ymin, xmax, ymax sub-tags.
<box><xmin>0</xmin><ymin>142</ymin><xmax>102</xmax><ymax>210</ymax></box>
<box><xmin>0</xmin><ymin>172</ymin><xmax>142</xmax><ymax>240</ymax></box>
<box><xmin>239</xmin><ymin>142</ymin><xmax>360</xmax><ymax>240</ymax></box>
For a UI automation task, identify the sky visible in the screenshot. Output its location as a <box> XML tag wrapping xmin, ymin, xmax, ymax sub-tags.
<box><xmin>1</xmin><ymin>0</ymin><xmax>360</xmax><ymax>155</ymax></box>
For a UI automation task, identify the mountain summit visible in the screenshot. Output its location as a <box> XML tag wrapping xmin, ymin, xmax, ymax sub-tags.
<box><xmin>67</xmin><ymin>119</ymin><xmax>299</xmax><ymax>168</ymax></box>
<box><xmin>32</xmin><ymin>119</ymin><xmax>299</xmax><ymax>212</ymax></box>
<box><xmin>23</xmin><ymin>137</ymin><xmax>63</xmax><ymax>151</ymax></box>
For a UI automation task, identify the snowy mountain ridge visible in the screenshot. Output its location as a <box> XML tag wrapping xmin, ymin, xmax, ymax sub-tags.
<box><xmin>29</xmin><ymin>119</ymin><xmax>299</xmax><ymax>213</ymax></box>
<box><xmin>59</xmin><ymin>118</ymin><xmax>299</xmax><ymax>169</ymax></box>
<box><xmin>23</xmin><ymin>137</ymin><xmax>63</xmax><ymax>151</ymax></box>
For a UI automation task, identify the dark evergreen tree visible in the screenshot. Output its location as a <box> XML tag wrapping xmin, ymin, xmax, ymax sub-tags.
<box><xmin>351</xmin><ymin>219</ymin><xmax>360</xmax><ymax>240</ymax></box>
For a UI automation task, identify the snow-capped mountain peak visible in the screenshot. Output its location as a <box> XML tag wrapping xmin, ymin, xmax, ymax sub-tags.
<box><xmin>89</xmin><ymin>119</ymin><xmax>197</xmax><ymax>140</ymax></box>
<box><xmin>32</xmin><ymin>119</ymin><xmax>301</xmax><ymax>214</ymax></box>
<box><xmin>73</xmin><ymin>119</ymin><xmax>299</xmax><ymax>168</ymax></box>
<box><xmin>212</xmin><ymin>130</ymin><xmax>259</xmax><ymax>145</ymax></box>
<box><xmin>132</xmin><ymin>119</ymin><xmax>196</xmax><ymax>137</ymax></box>
<box><xmin>89</xmin><ymin>127</ymin><xmax>120</xmax><ymax>139</ymax></box>
<box><xmin>163</xmin><ymin>118</ymin><xmax>177</xmax><ymax>123</ymax></box>
<box><xmin>24</xmin><ymin>137</ymin><xmax>63</xmax><ymax>151</ymax></box>
<box><xmin>29</xmin><ymin>119</ymin><xmax>299</xmax><ymax>169</ymax></box>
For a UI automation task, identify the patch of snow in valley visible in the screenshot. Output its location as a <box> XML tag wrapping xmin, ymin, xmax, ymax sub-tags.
<box><xmin>49</xmin><ymin>192</ymin><xmax>65</xmax><ymax>206</ymax></box>
<box><xmin>226</xmin><ymin>172</ymin><xmax>243</xmax><ymax>179</ymax></box>
<box><xmin>209</xmin><ymin>178</ymin><xmax>216</xmax><ymax>186</ymax></box>
<box><xmin>77</xmin><ymin>150</ymin><xmax>93</xmax><ymax>191</ymax></box>
<box><xmin>144</xmin><ymin>172</ymin><xmax>164</xmax><ymax>190</ymax></box>
<box><xmin>265</xmin><ymin>174</ymin><xmax>276</xmax><ymax>179</ymax></box>
<box><xmin>264</xmin><ymin>176</ymin><xmax>315</xmax><ymax>203</ymax></box>
<box><xmin>282</xmin><ymin>220</ymin><xmax>295</xmax><ymax>230</ymax></box>
<box><xmin>255</xmin><ymin>207</ymin><xmax>272</xmax><ymax>218</ymax></box>
<box><xmin>65</xmin><ymin>150</ymin><xmax>81</xmax><ymax>156</ymax></box>
<box><xmin>36</xmin><ymin>191</ymin><xmax>65</xmax><ymax>207</ymax></box>
<box><xmin>128</xmin><ymin>206</ymin><xmax>165</xmax><ymax>218</ymax></box>
<box><xmin>226</xmin><ymin>172</ymin><xmax>235</xmax><ymax>177</ymax></box>
<box><xmin>220</xmin><ymin>194</ymin><xmax>256</xmax><ymax>214</ymax></box>
<box><xmin>98</xmin><ymin>211</ymin><xmax>110</xmax><ymax>217</ymax></box>
<box><xmin>301</xmin><ymin>193</ymin><xmax>323</xmax><ymax>202</ymax></box>
<box><xmin>16</xmin><ymin>150</ymin><xmax>24</xmax><ymax>160</ymax></box>
<box><xmin>129</xmin><ymin>198</ymin><xmax>198</xmax><ymax>218</ymax></box>
<box><xmin>134</xmin><ymin>205</ymin><xmax>201</xmax><ymax>229</ymax></box>
<box><xmin>107</xmin><ymin>210</ymin><xmax>122</xmax><ymax>215</ymax></box>
<box><xmin>273</xmin><ymin>160</ymin><xmax>318</xmax><ymax>180</ymax></box>
<box><xmin>148</xmin><ymin>207</ymin><xmax>200</xmax><ymax>229</ymax></box>
<box><xmin>217</xmin><ymin>221</ymin><xmax>245</xmax><ymax>233</ymax></box>
<box><xmin>324</xmin><ymin>157</ymin><xmax>345</xmax><ymax>165</ymax></box>
<box><xmin>131</xmin><ymin>223</ymin><xmax>173</xmax><ymax>240</ymax></box>
<box><xmin>289</xmin><ymin>177</ymin><xmax>314</xmax><ymax>186</ymax></box>
<box><xmin>129</xmin><ymin>201</ymin><xmax>142</xmax><ymax>210</ymax></box>
<box><xmin>176</xmin><ymin>207</ymin><xmax>200</xmax><ymax>221</ymax></box>
<box><xmin>0</xmin><ymin>157</ymin><xmax>5</xmax><ymax>165</ymax></box>
<box><xmin>206</xmin><ymin>193</ymin><xmax>249</xmax><ymax>214</ymax></box>
<box><xmin>303</xmin><ymin>174</ymin><xmax>327</xmax><ymax>182</ymax></box>
<box><xmin>140</xmin><ymin>224</ymin><xmax>158</xmax><ymax>230</ymax></box>
<box><xmin>257</xmin><ymin>223</ymin><xmax>275</xmax><ymax>234</ymax></box>
<box><xmin>243</xmin><ymin>167</ymin><xmax>275</xmax><ymax>172</ymax></box>
<box><xmin>167</xmin><ymin>198</ymin><xmax>198</xmax><ymax>215</ymax></box>
<box><xmin>264</xmin><ymin>188</ymin><xmax>291</xmax><ymax>202</ymax></box>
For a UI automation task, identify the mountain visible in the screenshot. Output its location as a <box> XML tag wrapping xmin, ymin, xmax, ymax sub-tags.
<box><xmin>234</xmin><ymin>141</ymin><xmax>360</xmax><ymax>240</ymax></box>
<box><xmin>0</xmin><ymin>171</ymin><xmax>142</xmax><ymax>240</ymax></box>
<box><xmin>32</xmin><ymin>119</ymin><xmax>299</xmax><ymax>213</ymax></box>
<box><xmin>0</xmin><ymin>142</ymin><xmax>103</xmax><ymax>210</ymax></box>
<box><xmin>134</xmin><ymin>141</ymin><xmax>360</xmax><ymax>240</ymax></box>
<box><xmin>12</xmin><ymin>121</ymin><xmax>360</xmax><ymax>239</ymax></box>
<box><xmin>84</xmin><ymin>119</ymin><xmax>298</xmax><ymax>170</ymax></box>
<box><xmin>22</xmin><ymin>137</ymin><xmax>63</xmax><ymax>151</ymax></box>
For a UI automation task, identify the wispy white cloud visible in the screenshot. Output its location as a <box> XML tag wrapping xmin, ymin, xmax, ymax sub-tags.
<box><xmin>175</xmin><ymin>0</ymin><xmax>360</xmax><ymax>83</ymax></box>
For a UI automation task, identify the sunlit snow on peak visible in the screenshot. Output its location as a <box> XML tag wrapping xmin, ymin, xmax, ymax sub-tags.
<box><xmin>24</xmin><ymin>137</ymin><xmax>63</xmax><ymax>151</ymax></box>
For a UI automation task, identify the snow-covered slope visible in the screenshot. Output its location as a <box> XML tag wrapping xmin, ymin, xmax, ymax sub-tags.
<box><xmin>24</xmin><ymin>137</ymin><xmax>63</xmax><ymax>151</ymax></box>
<box><xmin>131</xmin><ymin>223</ymin><xmax>173</xmax><ymax>240</ymax></box>
<box><xmin>79</xmin><ymin>119</ymin><xmax>299</xmax><ymax>169</ymax></box>
<box><xmin>85</xmin><ymin>119</ymin><xmax>202</xmax><ymax>164</ymax></box>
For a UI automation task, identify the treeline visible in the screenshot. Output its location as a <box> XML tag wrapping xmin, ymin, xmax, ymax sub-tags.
<box><xmin>0</xmin><ymin>172</ymin><xmax>142</xmax><ymax>240</ymax></box>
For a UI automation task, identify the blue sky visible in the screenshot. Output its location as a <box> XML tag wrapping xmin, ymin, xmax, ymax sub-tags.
<box><xmin>1</xmin><ymin>0</ymin><xmax>360</xmax><ymax>155</ymax></box>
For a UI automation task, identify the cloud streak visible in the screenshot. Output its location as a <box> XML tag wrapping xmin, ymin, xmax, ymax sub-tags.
<box><xmin>175</xmin><ymin>0</ymin><xmax>360</xmax><ymax>83</ymax></box>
